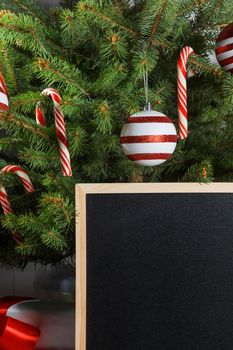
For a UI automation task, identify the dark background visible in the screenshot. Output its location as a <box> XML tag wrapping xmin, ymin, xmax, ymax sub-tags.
<box><xmin>0</xmin><ymin>264</ymin><xmax>42</xmax><ymax>296</ymax></box>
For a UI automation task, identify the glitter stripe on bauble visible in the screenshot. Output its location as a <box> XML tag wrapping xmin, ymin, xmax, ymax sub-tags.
<box><xmin>215</xmin><ymin>23</ymin><xmax>233</xmax><ymax>74</ymax></box>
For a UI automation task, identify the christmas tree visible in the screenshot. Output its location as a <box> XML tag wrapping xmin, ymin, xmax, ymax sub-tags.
<box><xmin>0</xmin><ymin>0</ymin><xmax>232</xmax><ymax>267</ymax></box>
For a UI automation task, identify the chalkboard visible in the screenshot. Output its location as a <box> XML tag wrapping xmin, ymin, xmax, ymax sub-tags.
<box><xmin>76</xmin><ymin>183</ymin><xmax>233</xmax><ymax>350</ymax></box>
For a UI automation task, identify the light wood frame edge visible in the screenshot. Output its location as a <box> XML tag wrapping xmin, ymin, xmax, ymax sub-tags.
<box><xmin>75</xmin><ymin>182</ymin><xmax>233</xmax><ymax>350</ymax></box>
<box><xmin>76</xmin><ymin>185</ymin><xmax>87</xmax><ymax>350</ymax></box>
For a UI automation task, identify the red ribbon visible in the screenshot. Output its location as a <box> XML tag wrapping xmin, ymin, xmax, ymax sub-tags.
<box><xmin>0</xmin><ymin>297</ymin><xmax>40</xmax><ymax>350</ymax></box>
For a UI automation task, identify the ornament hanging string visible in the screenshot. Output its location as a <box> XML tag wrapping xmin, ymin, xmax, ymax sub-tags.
<box><xmin>36</xmin><ymin>88</ymin><xmax>72</xmax><ymax>177</ymax></box>
<box><xmin>177</xmin><ymin>46</ymin><xmax>195</xmax><ymax>140</ymax></box>
<box><xmin>143</xmin><ymin>69</ymin><xmax>150</xmax><ymax>110</ymax></box>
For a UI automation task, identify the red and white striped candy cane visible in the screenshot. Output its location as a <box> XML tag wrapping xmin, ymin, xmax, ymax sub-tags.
<box><xmin>2</xmin><ymin>165</ymin><xmax>34</xmax><ymax>193</ymax></box>
<box><xmin>177</xmin><ymin>46</ymin><xmax>195</xmax><ymax>140</ymax></box>
<box><xmin>0</xmin><ymin>185</ymin><xmax>12</xmax><ymax>215</ymax></box>
<box><xmin>0</xmin><ymin>72</ymin><xmax>9</xmax><ymax>112</ymax></box>
<box><xmin>37</xmin><ymin>88</ymin><xmax>72</xmax><ymax>177</ymax></box>
<box><xmin>36</xmin><ymin>101</ymin><xmax>46</xmax><ymax>126</ymax></box>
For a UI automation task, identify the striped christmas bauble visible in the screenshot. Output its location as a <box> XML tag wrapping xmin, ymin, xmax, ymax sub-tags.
<box><xmin>120</xmin><ymin>110</ymin><xmax>177</xmax><ymax>166</ymax></box>
<box><xmin>215</xmin><ymin>23</ymin><xmax>233</xmax><ymax>74</ymax></box>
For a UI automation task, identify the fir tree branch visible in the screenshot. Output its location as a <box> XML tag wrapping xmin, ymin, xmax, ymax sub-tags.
<box><xmin>206</xmin><ymin>0</ymin><xmax>224</xmax><ymax>14</ymax></box>
<box><xmin>78</xmin><ymin>2</ymin><xmax>170</xmax><ymax>49</ymax></box>
<box><xmin>63</xmin><ymin>99</ymin><xmax>82</xmax><ymax>107</ymax></box>
<box><xmin>16</xmin><ymin>243</ymin><xmax>43</xmax><ymax>249</ymax></box>
<box><xmin>22</xmin><ymin>153</ymin><xmax>57</xmax><ymax>161</ymax></box>
<box><xmin>0</xmin><ymin>112</ymin><xmax>50</xmax><ymax>140</ymax></box>
<box><xmin>35</xmin><ymin>58</ymin><xmax>90</xmax><ymax>98</ymax></box>
<box><xmin>177</xmin><ymin>1</ymin><xmax>194</xmax><ymax>16</ymax></box>
<box><xmin>10</xmin><ymin>94</ymin><xmax>41</xmax><ymax>112</ymax></box>
<box><xmin>10</xmin><ymin>0</ymin><xmax>47</xmax><ymax>24</ymax></box>
<box><xmin>61</xmin><ymin>9</ymin><xmax>77</xmax><ymax>51</ymax></box>
<box><xmin>195</xmin><ymin>0</ymin><xmax>210</xmax><ymax>6</ymax></box>
<box><xmin>82</xmin><ymin>15</ymin><xmax>101</xmax><ymax>48</ymax></box>
<box><xmin>177</xmin><ymin>0</ymin><xmax>208</xmax><ymax>17</ymax></box>
<box><xmin>190</xmin><ymin>56</ymin><xmax>224</xmax><ymax>77</ymax></box>
<box><xmin>147</xmin><ymin>0</ymin><xmax>169</xmax><ymax>47</ymax></box>
<box><xmin>0</xmin><ymin>43</ymin><xmax>18</xmax><ymax>92</ymax></box>
<box><xmin>78</xmin><ymin>2</ymin><xmax>138</xmax><ymax>36</ymax></box>
<box><xmin>0</xmin><ymin>9</ymin><xmax>61</xmax><ymax>55</ymax></box>
<box><xmin>0</xmin><ymin>14</ymin><xmax>48</xmax><ymax>56</ymax></box>
<box><xmin>41</xmin><ymin>195</ymin><xmax>72</xmax><ymax>226</ymax></box>
<box><xmin>149</xmin><ymin>37</ymin><xmax>171</xmax><ymax>49</ymax></box>
<box><xmin>1</xmin><ymin>190</ymin><xmax>40</xmax><ymax>204</ymax></box>
<box><xmin>113</xmin><ymin>0</ymin><xmax>123</xmax><ymax>14</ymax></box>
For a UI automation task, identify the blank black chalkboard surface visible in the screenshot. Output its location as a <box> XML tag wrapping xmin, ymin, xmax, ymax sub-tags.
<box><xmin>76</xmin><ymin>183</ymin><xmax>233</xmax><ymax>350</ymax></box>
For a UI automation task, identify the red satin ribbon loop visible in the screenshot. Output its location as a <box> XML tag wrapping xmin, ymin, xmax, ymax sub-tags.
<box><xmin>0</xmin><ymin>296</ymin><xmax>40</xmax><ymax>350</ymax></box>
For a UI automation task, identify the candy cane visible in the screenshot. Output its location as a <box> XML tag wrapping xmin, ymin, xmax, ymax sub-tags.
<box><xmin>0</xmin><ymin>185</ymin><xmax>21</xmax><ymax>241</ymax></box>
<box><xmin>38</xmin><ymin>88</ymin><xmax>72</xmax><ymax>177</ymax></box>
<box><xmin>177</xmin><ymin>46</ymin><xmax>195</xmax><ymax>140</ymax></box>
<box><xmin>0</xmin><ymin>72</ymin><xmax>9</xmax><ymax>112</ymax></box>
<box><xmin>36</xmin><ymin>101</ymin><xmax>46</xmax><ymax>126</ymax></box>
<box><xmin>2</xmin><ymin>165</ymin><xmax>34</xmax><ymax>193</ymax></box>
<box><xmin>0</xmin><ymin>185</ymin><xmax>12</xmax><ymax>215</ymax></box>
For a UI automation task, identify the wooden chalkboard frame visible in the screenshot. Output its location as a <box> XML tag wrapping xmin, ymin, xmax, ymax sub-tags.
<box><xmin>75</xmin><ymin>183</ymin><xmax>233</xmax><ymax>350</ymax></box>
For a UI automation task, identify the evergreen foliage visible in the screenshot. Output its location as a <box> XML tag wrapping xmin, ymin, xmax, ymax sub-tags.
<box><xmin>0</xmin><ymin>0</ymin><xmax>232</xmax><ymax>266</ymax></box>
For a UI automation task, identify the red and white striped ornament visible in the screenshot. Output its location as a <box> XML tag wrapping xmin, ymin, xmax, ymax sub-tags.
<box><xmin>120</xmin><ymin>109</ymin><xmax>177</xmax><ymax>166</ymax></box>
<box><xmin>37</xmin><ymin>88</ymin><xmax>72</xmax><ymax>177</ymax></box>
<box><xmin>177</xmin><ymin>46</ymin><xmax>194</xmax><ymax>140</ymax></box>
<box><xmin>2</xmin><ymin>165</ymin><xmax>34</xmax><ymax>193</ymax></box>
<box><xmin>121</xmin><ymin>46</ymin><xmax>194</xmax><ymax>166</ymax></box>
<box><xmin>0</xmin><ymin>72</ymin><xmax>9</xmax><ymax>112</ymax></box>
<box><xmin>215</xmin><ymin>23</ymin><xmax>233</xmax><ymax>74</ymax></box>
<box><xmin>0</xmin><ymin>185</ymin><xmax>12</xmax><ymax>215</ymax></box>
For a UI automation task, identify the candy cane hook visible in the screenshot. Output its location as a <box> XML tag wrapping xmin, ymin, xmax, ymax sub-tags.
<box><xmin>0</xmin><ymin>185</ymin><xmax>13</xmax><ymax>215</ymax></box>
<box><xmin>0</xmin><ymin>72</ymin><xmax>9</xmax><ymax>112</ymax></box>
<box><xmin>0</xmin><ymin>184</ymin><xmax>22</xmax><ymax>242</ymax></box>
<box><xmin>177</xmin><ymin>46</ymin><xmax>195</xmax><ymax>140</ymax></box>
<box><xmin>37</xmin><ymin>88</ymin><xmax>72</xmax><ymax>177</ymax></box>
<box><xmin>36</xmin><ymin>101</ymin><xmax>46</xmax><ymax>126</ymax></box>
<box><xmin>2</xmin><ymin>165</ymin><xmax>34</xmax><ymax>193</ymax></box>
